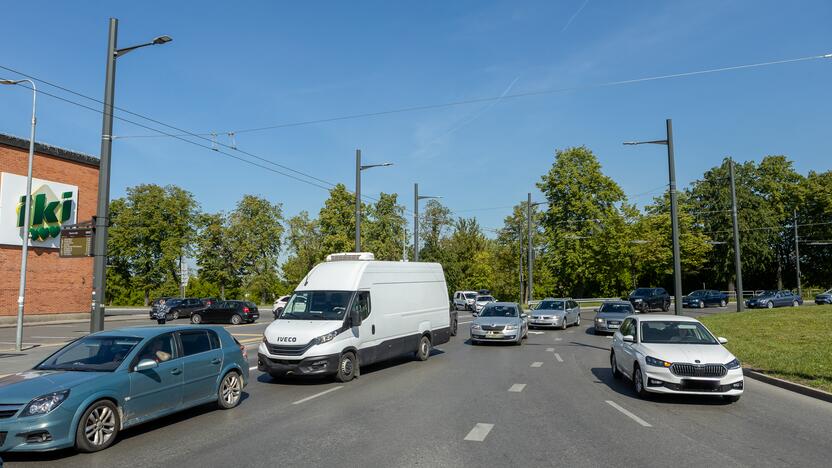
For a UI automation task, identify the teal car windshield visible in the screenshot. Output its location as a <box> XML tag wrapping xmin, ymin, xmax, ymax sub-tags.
<box><xmin>36</xmin><ymin>336</ymin><xmax>142</xmax><ymax>372</ymax></box>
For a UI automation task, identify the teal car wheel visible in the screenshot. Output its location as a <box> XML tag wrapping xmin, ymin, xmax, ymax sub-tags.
<box><xmin>76</xmin><ymin>400</ymin><xmax>120</xmax><ymax>452</ymax></box>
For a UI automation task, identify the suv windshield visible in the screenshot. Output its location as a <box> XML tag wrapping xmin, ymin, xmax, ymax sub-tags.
<box><xmin>535</xmin><ymin>300</ymin><xmax>565</xmax><ymax>310</ymax></box>
<box><xmin>279</xmin><ymin>291</ymin><xmax>353</xmax><ymax>321</ymax></box>
<box><xmin>631</xmin><ymin>288</ymin><xmax>652</xmax><ymax>297</ymax></box>
<box><xmin>36</xmin><ymin>336</ymin><xmax>142</xmax><ymax>372</ymax></box>
<box><xmin>480</xmin><ymin>305</ymin><xmax>518</xmax><ymax>317</ymax></box>
<box><xmin>599</xmin><ymin>303</ymin><xmax>632</xmax><ymax>314</ymax></box>
<box><xmin>477</xmin><ymin>296</ymin><xmax>494</xmax><ymax>302</ymax></box>
<box><xmin>640</xmin><ymin>321</ymin><xmax>718</xmax><ymax>345</ymax></box>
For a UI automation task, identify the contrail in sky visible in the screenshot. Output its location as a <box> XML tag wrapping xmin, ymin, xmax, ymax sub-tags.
<box><xmin>561</xmin><ymin>0</ymin><xmax>591</xmax><ymax>33</ymax></box>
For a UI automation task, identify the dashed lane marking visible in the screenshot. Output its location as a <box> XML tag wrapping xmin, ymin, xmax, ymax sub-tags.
<box><xmin>528</xmin><ymin>331</ymin><xmax>545</xmax><ymax>335</ymax></box>
<box><xmin>546</xmin><ymin>347</ymin><xmax>555</xmax><ymax>352</ymax></box>
<box><xmin>292</xmin><ymin>386</ymin><xmax>343</xmax><ymax>405</ymax></box>
<box><xmin>606</xmin><ymin>400</ymin><xmax>652</xmax><ymax>427</ymax></box>
<box><xmin>458</xmin><ymin>320</ymin><xmax>473</xmax><ymax>325</ymax></box>
<box><xmin>554</xmin><ymin>338</ymin><xmax>563</xmax><ymax>341</ymax></box>
<box><xmin>508</xmin><ymin>384</ymin><xmax>526</xmax><ymax>393</ymax></box>
<box><xmin>464</xmin><ymin>423</ymin><xmax>494</xmax><ymax>442</ymax></box>
<box><xmin>554</xmin><ymin>353</ymin><xmax>564</xmax><ymax>362</ymax></box>
<box><xmin>530</xmin><ymin>362</ymin><xmax>543</xmax><ymax>368</ymax></box>
<box><xmin>249</xmin><ymin>365</ymin><xmax>258</xmax><ymax>371</ymax></box>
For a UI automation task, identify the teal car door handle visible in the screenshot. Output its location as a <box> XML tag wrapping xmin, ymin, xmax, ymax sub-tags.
<box><xmin>211</xmin><ymin>358</ymin><xmax>221</xmax><ymax>365</ymax></box>
<box><xmin>170</xmin><ymin>368</ymin><xmax>182</xmax><ymax>375</ymax></box>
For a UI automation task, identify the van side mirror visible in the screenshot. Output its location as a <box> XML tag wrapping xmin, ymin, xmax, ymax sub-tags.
<box><xmin>622</xmin><ymin>335</ymin><xmax>635</xmax><ymax>343</ymax></box>
<box><xmin>135</xmin><ymin>359</ymin><xmax>158</xmax><ymax>372</ymax></box>
<box><xmin>350</xmin><ymin>308</ymin><xmax>362</xmax><ymax>327</ymax></box>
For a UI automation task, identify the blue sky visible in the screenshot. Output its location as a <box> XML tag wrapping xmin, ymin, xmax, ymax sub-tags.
<box><xmin>1</xmin><ymin>0</ymin><xmax>830</xmax><ymax>234</ymax></box>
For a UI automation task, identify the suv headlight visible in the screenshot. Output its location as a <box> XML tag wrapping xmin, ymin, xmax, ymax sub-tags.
<box><xmin>22</xmin><ymin>390</ymin><xmax>70</xmax><ymax>417</ymax></box>
<box><xmin>596</xmin><ymin>318</ymin><xmax>604</xmax><ymax>323</ymax></box>
<box><xmin>645</xmin><ymin>356</ymin><xmax>672</xmax><ymax>368</ymax></box>
<box><xmin>314</xmin><ymin>330</ymin><xmax>339</xmax><ymax>345</ymax></box>
<box><xmin>725</xmin><ymin>358</ymin><xmax>741</xmax><ymax>370</ymax></box>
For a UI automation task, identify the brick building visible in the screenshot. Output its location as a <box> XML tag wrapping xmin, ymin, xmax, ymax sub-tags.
<box><xmin>0</xmin><ymin>133</ymin><xmax>99</xmax><ymax>317</ymax></box>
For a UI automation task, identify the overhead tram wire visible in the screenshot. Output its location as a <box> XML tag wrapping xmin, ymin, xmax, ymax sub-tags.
<box><xmin>95</xmin><ymin>51</ymin><xmax>832</xmax><ymax>139</ymax></box>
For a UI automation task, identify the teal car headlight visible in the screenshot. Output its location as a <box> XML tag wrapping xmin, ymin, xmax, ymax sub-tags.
<box><xmin>22</xmin><ymin>390</ymin><xmax>70</xmax><ymax>417</ymax></box>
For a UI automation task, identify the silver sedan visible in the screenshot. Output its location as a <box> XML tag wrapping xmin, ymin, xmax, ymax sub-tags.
<box><xmin>470</xmin><ymin>302</ymin><xmax>528</xmax><ymax>345</ymax></box>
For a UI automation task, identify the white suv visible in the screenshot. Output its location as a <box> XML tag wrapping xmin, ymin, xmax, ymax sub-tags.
<box><xmin>610</xmin><ymin>314</ymin><xmax>743</xmax><ymax>402</ymax></box>
<box><xmin>453</xmin><ymin>291</ymin><xmax>478</xmax><ymax>311</ymax></box>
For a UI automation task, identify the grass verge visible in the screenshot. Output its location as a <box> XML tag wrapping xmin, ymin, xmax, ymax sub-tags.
<box><xmin>700</xmin><ymin>305</ymin><xmax>832</xmax><ymax>393</ymax></box>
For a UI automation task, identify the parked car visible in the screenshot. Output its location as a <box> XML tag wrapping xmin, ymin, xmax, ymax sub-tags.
<box><xmin>149</xmin><ymin>297</ymin><xmax>205</xmax><ymax>320</ymax></box>
<box><xmin>258</xmin><ymin>253</ymin><xmax>450</xmax><ymax>382</ymax></box>
<box><xmin>610</xmin><ymin>315</ymin><xmax>743</xmax><ymax>402</ymax></box>
<box><xmin>191</xmin><ymin>300</ymin><xmax>260</xmax><ymax>325</ymax></box>
<box><xmin>628</xmin><ymin>287</ymin><xmax>671</xmax><ymax>312</ymax></box>
<box><xmin>814</xmin><ymin>289</ymin><xmax>832</xmax><ymax>305</ymax></box>
<box><xmin>470</xmin><ymin>302</ymin><xmax>528</xmax><ymax>345</ymax></box>
<box><xmin>0</xmin><ymin>326</ymin><xmax>247</xmax><ymax>453</ymax></box>
<box><xmin>530</xmin><ymin>298</ymin><xmax>581</xmax><ymax>330</ymax></box>
<box><xmin>745</xmin><ymin>290</ymin><xmax>803</xmax><ymax>309</ymax></box>
<box><xmin>453</xmin><ymin>291</ymin><xmax>478</xmax><ymax>311</ymax></box>
<box><xmin>473</xmin><ymin>295</ymin><xmax>496</xmax><ymax>315</ymax></box>
<box><xmin>682</xmin><ymin>290</ymin><xmax>729</xmax><ymax>309</ymax></box>
<box><xmin>594</xmin><ymin>301</ymin><xmax>635</xmax><ymax>334</ymax></box>
<box><xmin>272</xmin><ymin>295</ymin><xmax>291</xmax><ymax>319</ymax></box>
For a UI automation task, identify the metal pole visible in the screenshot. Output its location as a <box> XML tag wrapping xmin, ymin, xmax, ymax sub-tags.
<box><xmin>91</xmin><ymin>18</ymin><xmax>118</xmax><ymax>333</ymax></box>
<box><xmin>666</xmin><ymin>119</ymin><xmax>683</xmax><ymax>315</ymax></box>
<box><xmin>527</xmin><ymin>193</ymin><xmax>533</xmax><ymax>305</ymax></box>
<box><xmin>13</xmin><ymin>80</ymin><xmax>37</xmax><ymax>352</ymax></box>
<box><xmin>355</xmin><ymin>149</ymin><xmax>361</xmax><ymax>252</ymax></box>
<box><xmin>413</xmin><ymin>183</ymin><xmax>419</xmax><ymax>262</ymax></box>
<box><xmin>729</xmin><ymin>159</ymin><xmax>744</xmax><ymax>311</ymax></box>
<box><xmin>794</xmin><ymin>209</ymin><xmax>802</xmax><ymax>297</ymax></box>
<box><xmin>518</xmin><ymin>227</ymin><xmax>523</xmax><ymax>303</ymax></box>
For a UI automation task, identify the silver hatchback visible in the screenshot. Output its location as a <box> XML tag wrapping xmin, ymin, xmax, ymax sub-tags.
<box><xmin>470</xmin><ymin>302</ymin><xmax>528</xmax><ymax>345</ymax></box>
<box><xmin>529</xmin><ymin>298</ymin><xmax>581</xmax><ymax>330</ymax></box>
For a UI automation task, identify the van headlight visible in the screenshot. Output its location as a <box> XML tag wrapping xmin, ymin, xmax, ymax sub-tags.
<box><xmin>22</xmin><ymin>390</ymin><xmax>70</xmax><ymax>417</ymax></box>
<box><xmin>725</xmin><ymin>358</ymin><xmax>741</xmax><ymax>370</ymax></box>
<box><xmin>314</xmin><ymin>330</ymin><xmax>339</xmax><ymax>345</ymax></box>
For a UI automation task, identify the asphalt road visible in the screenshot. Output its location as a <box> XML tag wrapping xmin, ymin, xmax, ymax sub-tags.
<box><xmin>3</xmin><ymin>311</ymin><xmax>832</xmax><ymax>467</ymax></box>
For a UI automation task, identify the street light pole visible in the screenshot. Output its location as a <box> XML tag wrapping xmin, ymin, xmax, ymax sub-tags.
<box><xmin>527</xmin><ymin>193</ymin><xmax>532</xmax><ymax>305</ymax></box>
<box><xmin>729</xmin><ymin>158</ymin><xmax>744</xmax><ymax>311</ymax></box>
<box><xmin>624</xmin><ymin>118</ymin><xmax>682</xmax><ymax>315</ymax></box>
<box><xmin>413</xmin><ymin>183</ymin><xmax>440</xmax><ymax>262</ymax></box>
<box><xmin>794</xmin><ymin>209</ymin><xmax>802</xmax><ymax>298</ymax></box>
<box><xmin>91</xmin><ymin>18</ymin><xmax>172</xmax><ymax>332</ymax></box>
<box><xmin>354</xmin><ymin>149</ymin><xmax>392</xmax><ymax>252</ymax></box>
<box><xmin>1</xmin><ymin>78</ymin><xmax>37</xmax><ymax>351</ymax></box>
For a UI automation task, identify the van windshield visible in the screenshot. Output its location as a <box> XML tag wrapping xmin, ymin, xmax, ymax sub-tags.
<box><xmin>279</xmin><ymin>291</ymin><xmax>353</xmax><ymax>321</ymax></box>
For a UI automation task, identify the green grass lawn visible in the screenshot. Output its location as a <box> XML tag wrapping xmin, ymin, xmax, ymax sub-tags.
<box><xmin>700</xmin><ymin>305</ymin><xmax>832</xmax><ymax>393</ymax></box>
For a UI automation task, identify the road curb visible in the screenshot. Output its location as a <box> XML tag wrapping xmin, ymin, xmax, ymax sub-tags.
<box><xmin>743</xmin><ymin>368</ymin><xmax>832</xmax><ymax>404</ymax></box>
<box><xmin>0</xmin><ymin>314</ymin><xmax>147</xmax><ymax>329</ymax></box>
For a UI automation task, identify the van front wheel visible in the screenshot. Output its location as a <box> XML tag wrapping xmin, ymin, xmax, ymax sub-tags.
<box><xmin>335</xmin><ymin>352</ymin><xmax>357</xmax><ymax>383</ymax></box>
<box><xmin>416</xmin><ymin>336</ymin><xmax>431</xmax><ymax>361</ymax></box>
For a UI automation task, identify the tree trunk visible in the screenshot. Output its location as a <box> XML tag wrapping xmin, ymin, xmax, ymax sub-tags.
<box><xmin>144</xmin><ymin>290</ymin><xmax>149</xmax><ymax>307</ymax></box>
<box><xmin>777</xmin><ymin>257</ymin><xmax>783</xmax><ymax>290</ymax></box>
<box><xmin>220</xmin><ymin>284</ymin><xmax>226</xmax><ymax>301</ymax></box>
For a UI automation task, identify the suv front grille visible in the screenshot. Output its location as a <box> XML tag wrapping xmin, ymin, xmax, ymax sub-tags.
<box><xmin>670</xmin><ymin>363</ymin><xmax>727</xmax><ymax>378</ymax></box>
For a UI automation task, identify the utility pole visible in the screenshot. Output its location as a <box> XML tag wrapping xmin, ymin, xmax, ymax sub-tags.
<box><xmin>794</xmin><ymin>209</ymin><xmax>802</xmax><ymax>297</ymax></box>
<box><xmin>729</xmin><ymin>158</ymin><xmax>744</xmax><ymax>311</ymax></box>
<box><xmin>518</xmin><ymin>226</ymin><xmax>524</xmax><ymax>304</ymax></box>
<box><xmin>355</xmin><ymin>149</ymin><xmax>361</xmax><ymax>252</ymax></box>
<box><xmin>666</xmin><ymin>119</ymin><xmax>682</xmax><ymax>315</ymax></box>
<box><xmin>414</xmin><ymin>183</ymin><xmax>419</xmax><ymax>262</ymax></box>
<box><xmin>527</xmin><ymin>193</ymin><xmax>532</xmax><ymax>306</ymax></box>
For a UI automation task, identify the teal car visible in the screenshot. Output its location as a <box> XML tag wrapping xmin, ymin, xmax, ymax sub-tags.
<box><xmin>0</xmin><ymin>325</ymin><xmax>248</xmax><ymax>453</ymax></box>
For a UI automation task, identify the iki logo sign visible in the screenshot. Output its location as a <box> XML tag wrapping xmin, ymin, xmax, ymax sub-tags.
<box><xmin>0</xmin><ymin>172</ymin><xmax>78</xmax><ymax>249</ymax></box>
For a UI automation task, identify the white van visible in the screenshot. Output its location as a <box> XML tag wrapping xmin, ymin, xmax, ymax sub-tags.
<box><xmin>257</xmin><ymin>253</ymin><xmax>451</xmax><ymax>382</ymax></box>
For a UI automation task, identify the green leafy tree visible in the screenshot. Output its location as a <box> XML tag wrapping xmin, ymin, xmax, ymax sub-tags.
<box><xmin>319</xmin><ymin>184</ymin><xmax>362</xmax><ymax>255</ymax></box>
<box><xmin>228</xmin><ymin>195</ymin><xmax>284</xmax><ymax>304</ymax></box>
<box><xmin>282</xmin><ymin>211</ymin><xmax>324</xmax><ymax>287</ymax></box>
<box><xmin>195</xmin><ymin>212</ymin><xmax>238</xmax><ymax>300</ymax></box>
<box><xmin>418</xmin><ymin>199</ymin><xmax>452</xmax><ymax>262</ymax></box>
<box><xmin>442</xmin><ymin>217</ymin><xmax>488</xmax><ymax>294</ymax></box>
<box><xmin>365</xmin><ymin>192</ymin><xmax>406</xmax><ymax>260</ymax></box>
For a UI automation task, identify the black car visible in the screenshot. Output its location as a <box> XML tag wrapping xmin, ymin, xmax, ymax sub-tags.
<box><xmin>628</xmin><ymin>287</ymin><xmax>671</xmax><ymax>312</ymax></box>
<box><xmin>191</xmin><ymin>300</ymin><xmax>259</xmax><ymax>325</ymax></box>
<box><xmin>815</xmin><ymin>289</ymin><xmax>832</xmax><ymax>305</ymax></box>
<box><xmin>148</xmin><ymin>297</ymin><xmax>205</xmax><ymax>320</ymax></box>
<box><xmin>682</xmin><ymin>289</ymin><xmax>729</xmax><ymax>308</ymax></box>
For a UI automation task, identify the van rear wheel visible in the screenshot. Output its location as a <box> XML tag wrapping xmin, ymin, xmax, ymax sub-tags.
<box><xmin>335</xmin><ymin>352</ymin><xmax>357</xmax><ymax>382</ymax></box>
<box><xmin>415</xmin><ymin>336</ymin><xmax>431</xmax><ymax>361</ymax></box>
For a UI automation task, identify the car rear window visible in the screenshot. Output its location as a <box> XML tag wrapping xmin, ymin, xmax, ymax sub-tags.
<box><xmin>180</xmin><ymin>331</ymin><xmax>213</xmax><ymax>356</ymax></box>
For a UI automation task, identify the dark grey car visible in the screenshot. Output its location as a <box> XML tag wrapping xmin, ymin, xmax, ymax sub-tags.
<box><xmin>593</xmin><ymin>301</ymin><xmax>634</xmax><ymax>334</ymax></box>
<box><xmin>470</xmin><ymin>302</ymin><xmax>528</xmax><ymax>345</ymax></box>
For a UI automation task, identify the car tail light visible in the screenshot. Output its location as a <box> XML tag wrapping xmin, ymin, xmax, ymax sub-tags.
<box><xmin>243</xmin><ymin>307</ymin><xmax>250</xmax><ymax>313</ymax></box>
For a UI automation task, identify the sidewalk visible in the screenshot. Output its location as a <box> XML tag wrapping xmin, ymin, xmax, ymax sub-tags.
<box><xmin>0</xmin><ymin>308</ymin><xmax>149</xmax><ymax>328</ymax></box>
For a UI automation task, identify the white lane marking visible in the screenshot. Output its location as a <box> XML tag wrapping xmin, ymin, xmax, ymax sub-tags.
<box><xmin>546</xmin><ymin>347</ymin><xmax>555</xmax><ymax>352</ymax></box>
<box><xmin>554</xmin><ymin>353</ymin><xmax>564</xmax><ymax>362</ymax></box>
<box><xmin>508</xmin><ymin>384</ymin><xmax>526</xmax><ymax>392</ymax></box>
<box><xmin>554</xmin><ymin>338</ymin><xmax>563</xmax><ymax>341</ymax></box>
<box><xmin>528</xmin><ymin>331</ymin><xmax>545</xmax><ymax>335</ymax></box>
<box><xmin>458</xmin><ymin>320</ymin><xmax>473</xmax><ymax>325</ymax></box>
<box><xmin>530</xmin><ymin>362</ymin><xmax>543</xmax><ymax>368</ymax></box>
<box><xmin>292</xmin><ymin>386</ymin><xmax>343</xmax><ymax>405</ymax></box>
<box><xmin>605</xmin><ymin>400</ymin><xmax>652</xmax><ymax>427</ymax></box>
<box><xmin>249</xmin><ymin>365</ymin><xmax>258</xmax><ymax>371</ymax></box>
<box><xmin>464</xmin><ymin>423</ymin><xmax>494</xmax><ymax>441</ymax></box>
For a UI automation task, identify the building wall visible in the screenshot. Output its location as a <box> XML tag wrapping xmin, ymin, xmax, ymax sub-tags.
<box><xmin>0</xmin><ymin>142</ymin><xmax>99</xmax><ymax>316</ymax></box>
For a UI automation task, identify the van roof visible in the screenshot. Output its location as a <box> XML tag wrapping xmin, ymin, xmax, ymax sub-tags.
<box><xmin>298</xmin><ymin>260</ymin><xmax>445</xmax><ymax>291</ymax></box>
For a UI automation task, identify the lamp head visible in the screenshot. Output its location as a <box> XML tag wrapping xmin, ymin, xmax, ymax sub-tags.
<box><xmin>152</xmin><ymin>35</ymin><xmax>173</xmax><ymax>45</ymax></box>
